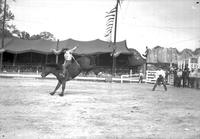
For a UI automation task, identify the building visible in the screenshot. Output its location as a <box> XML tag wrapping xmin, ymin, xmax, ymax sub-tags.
<box><xmin>177</xmin><ymin>48</ymin><xmax>200</xmax><ymax>70</ymax></box>
<box><xmin>1</xmin><ymin>37</ymin><xmax>144</xmax><ymax>74</ymax></box>
<box><xmin>147</xmin><ymin>46</ymin><xmax>200</xmax><ymax>70</ymax></box>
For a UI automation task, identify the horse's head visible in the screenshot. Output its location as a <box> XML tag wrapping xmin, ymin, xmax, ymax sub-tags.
<box><xmin>41</xmin><ymin>64</ymin><xmax>62</xmax><ymax>78</ymax></box>
<box><xmin>41</xmin><ymin>66</ymin><xmax>50</xmax><ymax>78</ymax></box>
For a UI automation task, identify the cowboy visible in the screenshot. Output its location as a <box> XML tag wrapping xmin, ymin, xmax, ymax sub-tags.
<box><xmin>152</xmin><ymin>68</ymin><xmax>167</xmax><ymax>91</ymax></box>
<box><xmin>51</xmin><ymin>46</ymin><xmax>77</xmax><ymax>77</ymax></box>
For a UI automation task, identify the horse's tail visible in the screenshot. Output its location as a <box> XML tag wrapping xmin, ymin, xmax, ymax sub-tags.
<box><xmin>75</xmin><ymin>56</ymin><xmax>95</xmax><ymax>70</ymax></box>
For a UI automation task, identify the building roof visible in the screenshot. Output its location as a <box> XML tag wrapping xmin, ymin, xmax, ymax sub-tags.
<box><xmin>0</xmin><ymin>38</ymin><xmax>130</xmax><ymax>55</ymax></box>
<box><xmin>147</xmin><ymin>46</ymin><xmax>200</xmax><ymax>64</ymax></box>
<box><xmin>128</xmin><ymin>48</ymin><xmax>145</xmax><ymax>66</ymax></box>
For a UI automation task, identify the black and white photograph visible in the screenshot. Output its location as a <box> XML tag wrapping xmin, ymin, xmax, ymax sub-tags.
<box><xmin>0</xmin><ymin>0</ymin><xmax>200</xmax><ymax>138</ymax></box>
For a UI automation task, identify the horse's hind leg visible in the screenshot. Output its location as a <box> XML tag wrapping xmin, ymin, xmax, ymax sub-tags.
<box><xmin>50</xmin><ymin>81</ymin><xmax>61</xmax><ymax>95</ymax></box>
<box><xmin>58</xmin><ymin>81</ymin><xmax>66</xmax><ymax>97</ymax></box>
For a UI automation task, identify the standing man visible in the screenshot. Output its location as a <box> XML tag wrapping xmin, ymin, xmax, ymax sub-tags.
<box><xmin>152</xmin><ymin>68</ymin><xmax>167</xmax><ymax>91</ymax></box>
<box><xmin>173</xmin><ymin>68</ymin><xmax>178</xmax><ymax>87</ymax></box>
<box><xmin>177</xmin><ymin>69</ymin><xmax>182</xmax><ymax>87</ymax></box>
<box><xmin>189</xmin><ymin>69</ymin><xmax>195</xmax><ymax>88</ymax></box>
<box><xmin>51</xmin><ymin>46</ymin><xmax>77</xmax><ymax>77</ymax></box>
<box><xmin>138</xmin><ymin>70</ymin><xmax>144</xmax><ymax>83</ymax></box>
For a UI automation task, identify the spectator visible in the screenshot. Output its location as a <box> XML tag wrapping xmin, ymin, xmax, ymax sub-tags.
<box><xmin>177</xmin><ymin>69</ymin><xmax>182</xmax><ymax>87</ymax></box>
<box><xmin>193</xmin><ymin>69</ymin><xmax>199</xmax><ymax>89</ymax></box>
<box><xmin>182</xmin><ymin>67</ymin><xmax>189</xmax><ymax>88</ymax></box>
<box><xmin>138</xmin><ymin>71</ymin><xmax>144</xmax><ymax>83</ymax></box>
<box><xmin>173</xmin><ymin>68</ymin><xmax>178</xmax><ymax>87</ymax></box>
<box><xmin>189</xmin><ymin>69</ymin><xmax>195</xmax><ymax>88</ymax></box>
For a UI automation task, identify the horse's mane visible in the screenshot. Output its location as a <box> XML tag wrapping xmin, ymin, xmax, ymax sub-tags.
<box><xmin>45</xmin><ymin>63</ymin><xmax>62</xmax><ymax>70</ymax></box>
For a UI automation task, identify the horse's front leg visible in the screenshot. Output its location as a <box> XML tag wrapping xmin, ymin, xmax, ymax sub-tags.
<box><xmin>50</xmin><ymin>81</ymin><xmax>61</xmax><ymax>95</ymax></box>
<box><xmin>58</xmin><ymin>81</ymin><xmax>66</xmax><ymax>97</ymax></box>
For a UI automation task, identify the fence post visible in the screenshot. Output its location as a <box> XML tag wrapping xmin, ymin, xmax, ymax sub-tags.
<box><xmin>130</xmin><ymin>69</ymin><xmax>132</xmax><ymax>76</ymax></box>
<box><xmin>17</xmin><ymin>66</ymin><xmax>20</xmax><ymax>74</ymax></box>
<box><xmin>121</xmin><ymin>75</ymin><xmax>123</xmax><ymax>83</ymax></box>
<box><xmin>129</xmin><ymin>69</ymin><xmax>132</xmax><ymax>83</ymax></box>
<box><xmin>36</xmin><ymin>66</ymin><xmax>39</xmax><ymax>74</ymax></box>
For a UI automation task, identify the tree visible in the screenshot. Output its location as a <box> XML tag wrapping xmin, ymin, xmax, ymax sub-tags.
<box><xmin>30</xmin><ymin>34</ymin><xmax>42</xmax><ymax>40</ymax></box>
<box><xmin>0</xmin><ymin>28</ymin><xmax>12</xmax><ymax>37</ymax></box>
<box><xmin>29</xmin><ymin>31</ymin><xmax>56</xmax><ymax>41</ymax></box>
<box><xmin>39</xmin><ymin>31</ymin><xmax>56</xmax><ymax>41</ymax></box>
<box><xmin>16</xmin><ymin>31</ymin><xmax>30</xmax><ymax>40</ymax></box>
<box><xmin>0</xmin><ymin>0</ymin><xmax>15</xmax><ymax>37</ymax></box>
<box><xmin>10</xmin><ymin>30</ymin><xmax>56</xmax><ymax>40</ymax></box>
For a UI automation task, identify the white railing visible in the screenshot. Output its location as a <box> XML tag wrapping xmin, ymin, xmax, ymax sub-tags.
<box><xmin>120</xmin><ymin>70</ymin><xmax>158</xmax><ymax>84</ymax></box>
<box><xmin>145</xmin><ymin>70</ymin><xmax>157</xmax><ymax>83</ymax></box>
<box><xmin>120</xmin><ymin>74</ymin><xmax>140</xmax><ymax>83</ymax></box>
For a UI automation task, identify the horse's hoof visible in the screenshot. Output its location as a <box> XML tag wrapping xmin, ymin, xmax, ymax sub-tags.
<box><xmin>50</xmin><ymin>92</ymin><xmax>55</xmax><ymax>95</ymax></box>
<box><xmin>58</xmin><ymin>93</ymin><xmax>64</xmax><ymax>97</ymax></box>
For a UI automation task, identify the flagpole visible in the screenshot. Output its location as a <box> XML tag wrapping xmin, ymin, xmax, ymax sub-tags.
<box><xmin>56</xmin><ymin>39</ymin><xmax>59</xmax><ymax>64</ymax></box>
<box><xmin>112</xmin><ymin>0</ymin><xmax>119</xmax><ymax>76</ymax></box>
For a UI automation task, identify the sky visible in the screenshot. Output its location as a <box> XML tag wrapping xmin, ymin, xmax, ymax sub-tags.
<box><xmin>8</xmin><ymin>0</ymin><xmax>200</xmax><ymax>53</ymax></box>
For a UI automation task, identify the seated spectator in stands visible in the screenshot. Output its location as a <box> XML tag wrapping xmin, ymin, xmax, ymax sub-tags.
<box><xmin>152</xmin><ymin>68</ymin><xmax>167</xmax><ymax>91</ymax></box>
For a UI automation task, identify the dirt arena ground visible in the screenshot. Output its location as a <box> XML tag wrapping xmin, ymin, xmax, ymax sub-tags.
<box><xmin>0</xmin><ymin>77</ymin><xmax>200</xmax><ymax>139</ymax></box>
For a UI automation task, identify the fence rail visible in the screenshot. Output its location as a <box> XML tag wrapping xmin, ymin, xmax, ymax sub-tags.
<box><xmin>120</xmin><ymin>74</ymin><xmax>140</xmax><ymax>83</ymax></box>
<box><xmin>1</xmin><ymin>64</ymin><xmax>132</xmax><ymax>76</ymax></box>
<box><xmin>2</xmin><ymin>65</ymin><xmax>42</xmax><ymax>73</ymax></box>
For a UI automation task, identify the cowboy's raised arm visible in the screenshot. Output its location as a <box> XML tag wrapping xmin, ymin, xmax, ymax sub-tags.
<box><xmin>68</xmin><ymin>46</ymin><xmax>77</xmax><ymax>53</ymax></box>
<box><xmin>51</xmin><ymin>48</ymin><xmax>62</xmax><ymax>55</ymax></box>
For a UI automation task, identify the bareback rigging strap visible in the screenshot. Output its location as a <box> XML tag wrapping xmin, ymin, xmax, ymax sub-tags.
<box><xmin>72</xmin><ymin>56</ymin><xmax>80</xmax><ymax>67</ymax></box>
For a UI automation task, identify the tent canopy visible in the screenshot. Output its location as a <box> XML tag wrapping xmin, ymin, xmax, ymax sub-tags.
<box><xmin>0</xmin><ymin>38</ymin><xmax>130</xmax><ymax>55</ymax></box>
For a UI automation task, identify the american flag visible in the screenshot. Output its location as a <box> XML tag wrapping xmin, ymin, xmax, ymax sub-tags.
<box><xmin>104</xmin><ymin>0</ymin><xmax>123</xmax><ymax>40</ymax></box>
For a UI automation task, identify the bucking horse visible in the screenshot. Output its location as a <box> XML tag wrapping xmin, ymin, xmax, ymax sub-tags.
<box><xmin>41</xmin><ymin>56</ymin><xmax>100</xmax><ymax>96</ymax></box>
